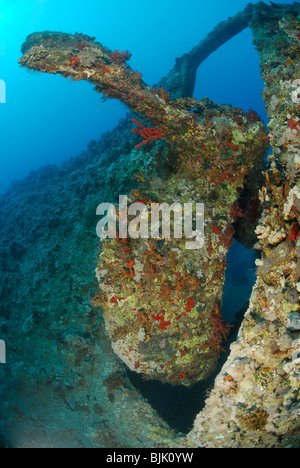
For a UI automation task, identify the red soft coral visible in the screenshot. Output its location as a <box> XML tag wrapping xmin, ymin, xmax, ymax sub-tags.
<box><xmin>131</xmin><ymin>119</ymin><xmax>164</xmax><ymax>149</ymax></box>
<box><xmin>69</xmin><ymin>56</ymin><xmax>80</xmax><ymax>67</ymax></box>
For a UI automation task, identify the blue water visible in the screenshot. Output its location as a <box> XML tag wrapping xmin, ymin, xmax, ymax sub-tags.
<box><xmin>0</xmin><ymin>0</ymin><xmax>295</xmax><ymax>194</ymax></box>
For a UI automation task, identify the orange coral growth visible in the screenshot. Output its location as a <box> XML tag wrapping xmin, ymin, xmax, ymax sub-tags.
<box><xmin>220</xmin><ymin>225</ymin><xmax>235</xmax><ymax>249</ymax></box>
<box><xmin>245</xmin><ymin>109</ymin><xmax>261</xmax><ymax>122</ymax></box>
<box><xmin>212</xmin><ymin>225</ymin><xmax>222</xmax><ymax>238</ymax></box>
<box><xmin>132</xmin><ymin>71</ymin><xmax>143</xmax><ymax>81</ymax></box>
<box><xmin>223</xmin><ymin>375</ymin><xmax>234</xmax><ymax>382</ymax></box>
<box><xmin>226</xmin><ymin>140</ymin><xmax>239</xmax><ymax>150</ymax></box>
<box><xmin>178</xmin><ymin>372</ymin><xmax>187</xmax><ymax>380</ymax></box>
<box><xmin>159</xmin><ymin>320</ymin><xmax>171</xmax><ymax>330</ymax></box>
<box><xmin>186</xmin><ymin>297</ymin><xmax>196</xmax><ymax>313</ymax></box>
<box><xmin>152</xmin><ymin>312</ymin><xmax>165</xmax><ymax>322</ymax></box>
<box><xmin>206</xmin><ymin>304</ymin><xmax>230</xmax><ymax>352</ymax></box>
<box><xmin>131</xmin><ymin>119</ymin><xmax>164</xmax><ymax>149</ymax></box>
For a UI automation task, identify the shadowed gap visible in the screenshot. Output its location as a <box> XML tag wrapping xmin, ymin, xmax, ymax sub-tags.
<box><xmin>127</xmin><ymin>241</ymin><xmax>257</xmax><ymax>434</ymax></box>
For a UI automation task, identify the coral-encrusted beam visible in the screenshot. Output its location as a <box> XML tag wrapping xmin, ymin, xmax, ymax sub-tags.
<box><xmin>18</xmin><ymin>31</ymin><xmax>197</xmax><ymax>143</ymax></box>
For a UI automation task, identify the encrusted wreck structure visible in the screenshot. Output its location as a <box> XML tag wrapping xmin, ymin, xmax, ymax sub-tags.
<box><xmin>0</xmin><ymin>1</ymin><xmax>299</xmax><ymax>448</ymax></box>
<box><xmin>18</xmin><ymin>8</ymin><xmax>269</xmax><ymax>387</ymax></box>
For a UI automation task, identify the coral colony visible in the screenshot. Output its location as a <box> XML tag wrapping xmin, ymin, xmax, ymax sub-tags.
<box><xmin>131</xmin><ymin>119</ymin><xmax>165</xmax><ymax>149</ymax></box>
<box><xmin>18</xmin><ymin>28</ymin><xmax>268</xmax><ymax>385</ymax></box>
<box><xmin>0</xmin><ymin>340</ymin><xmax>6</xmax><ymax>364</ymax></box>
<box><xmin>2</xmin><ymin>1</ymin><xmax>297</xmax><ymax>447</ymax></box>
